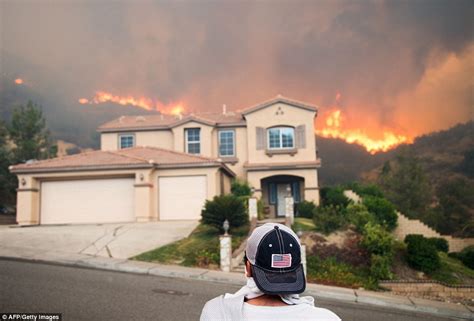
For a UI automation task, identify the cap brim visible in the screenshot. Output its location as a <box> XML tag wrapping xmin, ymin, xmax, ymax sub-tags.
<box><xmin>252</xmin><ymin>264</ymin><xmax>306</xmax><ymax>295</ymax></box>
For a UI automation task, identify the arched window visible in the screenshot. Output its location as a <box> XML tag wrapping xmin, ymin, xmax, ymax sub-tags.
<box><xmin>267</xmin><ymin>127</ymin><xmax>294</xmax><ymax>149</ymax></box>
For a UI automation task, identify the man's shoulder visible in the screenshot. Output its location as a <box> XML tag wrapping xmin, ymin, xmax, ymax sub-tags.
<box><xmin>200</xmin><ymin>295</ymin><xmax>224</xmax><ymax>321</ymax></box>
<box><xmin>306</xmin><ymin>306</ymin><xmax>341</xmax><ymax>321</ymax></box>
<box><xmin>200</xmin><ymin>294</ymin><xmax>246</xmax><ymax>321</ymax></box>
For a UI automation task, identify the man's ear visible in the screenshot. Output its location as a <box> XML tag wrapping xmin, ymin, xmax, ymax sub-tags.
<box><xmin>245</xmin><ymin>260</ymin><xmax>252</xmax><ymax>277</ymax></box>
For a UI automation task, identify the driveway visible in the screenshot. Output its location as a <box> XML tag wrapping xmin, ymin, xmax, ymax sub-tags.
<box><xmin>0</xmin><ymin>221</ymin><xmax>198</xmax><ymax>259</ymax></box>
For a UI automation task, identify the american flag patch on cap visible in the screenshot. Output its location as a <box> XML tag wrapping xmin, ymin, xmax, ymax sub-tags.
<box><xmin>271</xmin><ymin>253</ymin><xmax>292</xmax><ymax>268</ymax></box>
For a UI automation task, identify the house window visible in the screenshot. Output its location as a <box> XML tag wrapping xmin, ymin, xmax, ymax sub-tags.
<box><xmin>269</xmin><ymin>183</ymin><xmax>277</xmax><ymax>205</ymax></box>
<box><xmin>119</xmin><ymin>134</ymin><xmax>134</xmax><ymax>149</ymax></box>
<box><xmin>185</xmin><ymin>128</ymin><xmax>201</xmax><ymax>154</ymax></box>
<box><xmin>219</xmin><ymin>130</ymin><xmax>235</xmax><ymax>157</ymax></box>
<box><xmin>292</xmin><ymin>181</ymin><xmax>301</xmax><ymax>203</ymax></box>
<box><xmin>268</xmin><ymin>127</ymin><xmax>294</xmax><ymax>149</ymax></box>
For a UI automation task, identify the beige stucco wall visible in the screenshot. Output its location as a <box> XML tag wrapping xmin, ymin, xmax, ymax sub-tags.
<box><xmin>208</xmin><ymin>126</ymin><xmax>248</xmax><ymax>179</ymax></box>
<box><xmin>16</xmin><ymin>175</ymin><xmax>41</xmax><ymax>225</ymax></box>
<box><xmin>101</xmin><ymin>133</ymin><xmax>118</xmax><ymax>151</ymax></box>
<box><xmin>244</xmin><ymin>103</ymin><xmax>317</xmax><ymax>164</ymax></box>
<box><xmin>101</xmin><ymin>131</ymin><xmax>173</xmax><ymax>151</ymax></box>
<box><xmin>171</xmin><ymin>121</ymin><xmax>214</xmax><ymax>155</ymax></box>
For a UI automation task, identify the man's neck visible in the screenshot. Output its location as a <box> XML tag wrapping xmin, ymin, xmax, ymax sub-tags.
<box><xmin>246</xmin><ymin>295</ymin><xmax>288</xmax><ymax>307</ymax></box>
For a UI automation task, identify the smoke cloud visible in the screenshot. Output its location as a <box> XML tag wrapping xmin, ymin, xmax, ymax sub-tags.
<box><xmin>1</xmin><ymin>0</ymin><xmax>472</xmax><ymax>138</ymax></box>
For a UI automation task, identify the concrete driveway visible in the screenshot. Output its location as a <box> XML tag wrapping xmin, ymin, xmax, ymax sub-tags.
<box><xmin>0</xmin><ymin>221</ymin><xmax>198</xmax><ymax>259</ymax></box>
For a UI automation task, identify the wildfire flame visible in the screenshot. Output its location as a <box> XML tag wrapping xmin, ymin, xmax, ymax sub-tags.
<box><xmin>317</xmin><ymin>109</ymin><xmax>412</xmax><ymax>154</ymax></box>
<box><xmin>14</xmin><ymin>78</ymin><xmax>23</xmax><ymax>85</ymax></box>
<box><xmin>78</xmin><ymin>91</ymin><xmax>185</xmax><ymax>115</ymax></box>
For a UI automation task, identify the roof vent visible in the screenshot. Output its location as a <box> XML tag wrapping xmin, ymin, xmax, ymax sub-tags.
<box><xmin>222</xmin><ymin>104</ymin><xmax>227</xmax><ymax>115</ymax></box>
<box><xmin>119</xmin><ymin>116</ymin><xmax>125</xmax><ymax>123</ymax></box>
<box><xmin>160</xmin><ymin>114</ymin><xmax>164</xmax><ymax>120</ymax></box>
<box><xmin>136</xmin><ymin>116</ymin><xmax>146</xmax><ymax>122</ymax></box>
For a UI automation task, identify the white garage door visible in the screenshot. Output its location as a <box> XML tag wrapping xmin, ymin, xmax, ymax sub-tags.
<box><xmin>40</xmin><ymin>178</ymin><xmax>135</xmax><ymax>224</ymax></box>
<box><xmin>159</xmin><ymin>176</ymin><xmax>207</xmax><ymax>220</ymax></box>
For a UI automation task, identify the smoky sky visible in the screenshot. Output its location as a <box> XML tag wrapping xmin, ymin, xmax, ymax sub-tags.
<box><xmin>1</xmin><ymin>0</ymin><xmax>472</xmax><ymax>137</ymax></box>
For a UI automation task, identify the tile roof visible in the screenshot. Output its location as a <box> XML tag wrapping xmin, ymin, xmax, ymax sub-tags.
<box><xmin>10</xmin><ymin>146</ymin><xmax>233</xmax><ymax>174</ymax></box>
<box><xmin>97</xmin><ymin>96</ymin><xmax>316</xmax><ymax>132</ymax></box>
<box><xmin>98</xmin><ymin>112</ymin><xmax>244</xmax><ymax>132</ymax></box>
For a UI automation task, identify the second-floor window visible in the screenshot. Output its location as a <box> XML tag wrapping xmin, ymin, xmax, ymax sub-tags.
<box><xmin>185</xmin><ymin>128</ymin><xmax>201</xmax><ymax>154</ymax></box>
<box><xmin>219</xmin><ymin>130</ymin><xmax>235</xmax><ymax>157</ymax></box>
<box><xmin>119</xmin><ymin>134</ymin><xmax>135</xmax><ymax>149</ymax></box>
<box><xmin>267</xmin><ymin>127</ymin><xmax>294</xmax><ymax>149</ymax></box>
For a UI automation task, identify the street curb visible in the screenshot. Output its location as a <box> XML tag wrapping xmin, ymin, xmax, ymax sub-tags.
<box><xmin>0</xmin><ymin>255</ymin><xmax>472</xmax><ymax>320</ymax></box>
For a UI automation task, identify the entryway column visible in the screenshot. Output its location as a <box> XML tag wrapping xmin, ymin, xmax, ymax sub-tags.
<box><xmin>16</xmin><ymin>176</ymin><xmax>40</xmax><ymax>225</ymax></box>
<box><xmin>134</xmin><ymin>169</ymin><xmax>154</xmax><ymax>222</ymax></box>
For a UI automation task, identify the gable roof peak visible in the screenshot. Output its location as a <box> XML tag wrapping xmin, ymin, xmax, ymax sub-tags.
<box><xmin>240</xmin><ymin>95</ymin><xmax>318</xmax><ymax>116</ymax></box>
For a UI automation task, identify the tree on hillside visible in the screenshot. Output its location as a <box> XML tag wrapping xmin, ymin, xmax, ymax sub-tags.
<box><xmin>0</xmin><ymin>120</ymin><xmax>15</xmax><ymax>206</ymax></box>
<box><xmin>8</xmin><ymin>101</ymin><xmax>56</xmax><ymax>163</ymax></box>
<box><xmin>378</xmin><ymin>150</ymin><xmax>432</xmax><ymax>219</ymax></box>
<box><xmin>458</xmin><ymin>148</ymin><xmax>474</xmax><ymax>178</ymax></box>
<box><xmin>431</xmin><ymin>177</ymin><xmax>474</xmax><ymax>237</ymax></box>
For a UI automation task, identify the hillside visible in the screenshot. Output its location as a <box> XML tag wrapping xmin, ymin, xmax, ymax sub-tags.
<box><xmin>0</xmin><ymin>79</ymin><xmax>157</xmax><ymax>148</ymax></box>
<box><xmin>362</xmin><ymin>121</ymin><xmax>474</xmax><ymax>186</ymax></box>
<box><xmin>316</xmin><ymin>136</ymin><xmax>393</xmax><ymax>185</ymax></box>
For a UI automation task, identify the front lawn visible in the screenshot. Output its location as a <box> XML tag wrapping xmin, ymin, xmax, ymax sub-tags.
<box><xmin>133</xmin><ymin>223</ymin><xmax>249</xmax><ymax>269</ymax></box>
<box><xmin>292</xmin><ymin>217</ymin><xmax>316</xmax><ymax>232</ymax></box>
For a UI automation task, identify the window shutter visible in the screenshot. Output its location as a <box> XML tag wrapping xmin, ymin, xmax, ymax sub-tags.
<box><xmin>295</xmin><ymin>125</ymin><xmax>306</xmax><ymax>149</ymax></box>
<box><xmin>256</xmin><ymin>127</ymin><xmax>265</xmax><ymax>150</ymax></box>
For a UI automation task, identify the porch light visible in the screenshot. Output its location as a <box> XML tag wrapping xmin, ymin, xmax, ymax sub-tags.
<box><xmin>223</xmin><ymin>219</ymin><xmax>230</xmax><ymax>236</ymax></box>
<box><xmin>250</xmin><ymin>187</ymin><xmax>255</xmax><ymax>195</ymax></box>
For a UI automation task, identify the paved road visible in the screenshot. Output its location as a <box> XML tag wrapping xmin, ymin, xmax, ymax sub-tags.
<box><xmin>0</xmin><ymin>259</ymin><xmax>460</xmax><ymax>321</ymax></box>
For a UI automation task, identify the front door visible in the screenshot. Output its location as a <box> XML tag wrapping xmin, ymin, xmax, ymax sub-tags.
<box><xmin>277</xmin><ymin>184</ymin><xmax>289</xmax><ymax>217</ymax></box>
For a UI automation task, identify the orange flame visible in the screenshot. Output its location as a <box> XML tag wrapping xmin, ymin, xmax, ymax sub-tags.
<box><xmin>316</xmin><ymin>109</ymin><xmax>412</xmax><ymax>154</ymax></box>
<box><xmin>78</xmin><ymin>91</ymin><xmax>185</xmax><ymax>115</ymax></box>
<box><xmin>14</xmin><ymin>78</ymin><xmax>23</xmax><ymax>85</ymax></box>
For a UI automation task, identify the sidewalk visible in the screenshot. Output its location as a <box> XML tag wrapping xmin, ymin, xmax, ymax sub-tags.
<box><xmin>0</xmin><ymin>249</ymin><xmax>472</xmax><ymax>320</ymax></box>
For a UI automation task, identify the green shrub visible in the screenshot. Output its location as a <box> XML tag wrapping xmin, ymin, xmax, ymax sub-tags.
<box><xmin>201</xmin><ymin>194</ymin><xmax>248</xmax><ymax>232</ymax></box>
<box><xmin>361</xmin><ymin>222</ymin><xmax>394</xmax><ymax>257</ymax></box>
<box><xmin>297</xmin><ymin>200</ymin><xmax>317</xmax><ymax>218</ymax></box>
<box><xmin>257</xmin><ymin>198</ymin><xmax>265</xmax><ymax>221</ymax></box>
<box><xmin>458</xmin><ymin>246</ymin><xmax>474</xmax><ymax>269</ymax></box>
<box><xmin>347</xmin><ymin>182</ymin><xmax>384</xmax><ymax>198</ymax></box>
<box><xmin>404</xmin><ymin>234</ymin><xmax>425</xmax><ymax>245</ymax></box>
<box><xmin>346</xmin><ymin>203</ymin><xmax>375</xmax><ymax>232</ymax></box>
<box><xmin>405</xmin><ymin>234</ymin><xmax>441</xmax><ymax>273</ymax></box>
<box><xmin>313</xmin><ymin>205</ymin><xmax>346</xmax><ymax>234</ymax></box>
<box><xmin>428</xmin><ymin>237</ymin><xmax>449</xmax><ymax>253</ymax></box>
<box><xmin>231</xmin><ymin>179</ymin><xmax>252</xmax><ymax>197</ymax></box>
<box><xmin>370</xmin><ymin>254</ymin><xmax>393</xmax><ymax>280</ymax></box>
<box><xmin>363</xmin><ymin>196</ymin><xmax>398</xmax><ymax>231</ymax></box>
<box><xmin>320</xmin><ymin>186</ymin><xmax>350</xmax><ymax>207</ymax></box>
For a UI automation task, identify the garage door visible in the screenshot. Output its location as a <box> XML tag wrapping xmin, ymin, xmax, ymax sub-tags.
<box><xmin>159</xmin><ymin>176</ymin><xmax>207</xmax><ymax>220</ymax></box>
<box><xmin>40</xmin><ymin>178</ymin><xmax>135</xmax><ymax>224</ymax></box>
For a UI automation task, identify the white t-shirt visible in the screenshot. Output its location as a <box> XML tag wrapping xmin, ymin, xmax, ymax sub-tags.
<box><xmin>242</xmin><ymin>302</ymin><xmax>341</xmax><ymax>321</ymax></box>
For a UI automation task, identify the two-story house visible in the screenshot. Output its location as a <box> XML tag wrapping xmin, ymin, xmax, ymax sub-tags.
<box><xmin>10</xmin><ymin>96</ymin><xmax>321</xmax><ymax>225</ymax></box>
